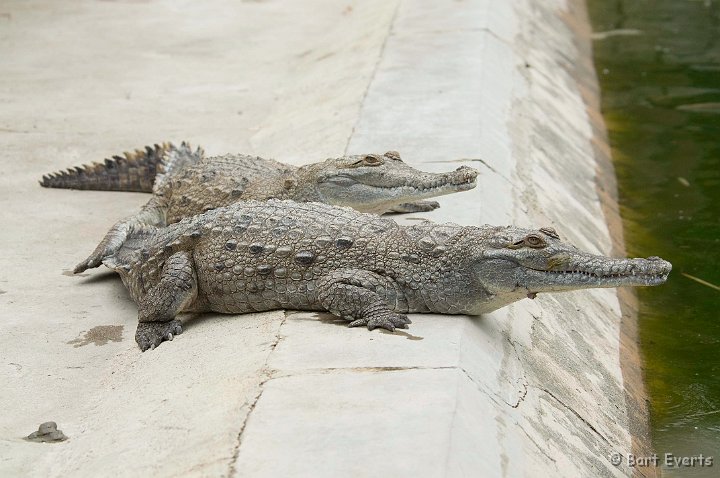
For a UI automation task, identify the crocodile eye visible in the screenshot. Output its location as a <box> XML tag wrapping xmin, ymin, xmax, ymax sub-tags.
<box><xmin>363</xmin><ymin>155</ymin><xmax>384</xmax><ymax>166</ymax></box>
<box><xmin>524</xmin><ymin>234</ymin><xmax>546</xmax><ymax>248</ymax></box>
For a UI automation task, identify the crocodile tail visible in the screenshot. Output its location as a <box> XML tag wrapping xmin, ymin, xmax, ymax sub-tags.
<box><xmin>39</xmin><ymin>143</ymin><xmax>177</xmax><ymax>192</ymax></box>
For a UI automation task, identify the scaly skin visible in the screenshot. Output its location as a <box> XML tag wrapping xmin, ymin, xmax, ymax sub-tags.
<box><xmin>102</xmin><ymin>200</ymin><xmax>672</xmax><ymax>351</ymax></box>
<box><xmin>156</xmin><ymin>149</ymin><xmax>477</xmax><ymax>221</ymax></box>
<box><xmin>41</xmin><ymin>143</ymin><xmax>478</xmax><ymax>273</ymax></box>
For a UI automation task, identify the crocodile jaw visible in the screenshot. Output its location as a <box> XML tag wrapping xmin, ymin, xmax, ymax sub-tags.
<box><xmin>523</xmin><ymin>256</ymin><xmax>672</xmax><ymax>291</ymax></box>
<box><xmin>319</xmin><ymin>166</ymin><xmax>478</xmax><ymax>213</ymax></box>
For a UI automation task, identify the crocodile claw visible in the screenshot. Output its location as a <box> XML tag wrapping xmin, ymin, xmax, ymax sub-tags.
<box><xmin>74</xmin><ymin>255</ymin><xmax>104</xmax><ymax>274</ymax></box>
<box><xmin>135</xmin><ymin>320</ymin><xmax>183</xmax><ymax>352</ymax></box>
<box><xmin>348</xmin><ymin>314</ymin><xmax>412</xmax><ymax>332</ymax></box>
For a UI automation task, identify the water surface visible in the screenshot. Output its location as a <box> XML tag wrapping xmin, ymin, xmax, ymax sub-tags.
<box><xmin>588</xmin><ymin>0</ymin><xmax>720</xmax><ymax>475</ymax></box>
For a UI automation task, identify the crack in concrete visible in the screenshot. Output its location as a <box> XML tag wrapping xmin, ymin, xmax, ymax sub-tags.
<box><xmin>262</xmin><ymin>364</ymin><xmax>522</xmax><ymax>413</ymax></box>
<box><xmin>518</xmin><ymin>423</ymin><xmax>558</xmax><ymax>465</ymax></box>
<box><xmin>424</xmin><ymin>158</ymin><xmax>513</xmax><ymax>183</ymax></box>
<box><xmin>510</xmin><ymin>381</ymin><xmax>529</xmax><ymax>409</ymax></box>
<box><xmin>269</xmin><ymin>365</ymin><xmax>457</xmax><ymax>379</ymax></box>
<box><xmin>443</xmin><ymin>364</ymin><xmax>463</xmax><ymax>477</ymax></box>
<box><xmin>472</xmin><ymin>158</ymin><xmax>503</xmax><ymax>177</ymax></box>
<box><xmin>343</xmin><ymin>0</ymin><xmax>401</xmax><ymax>155</ymax></box>
<box><xmin>505</xmin><ymin>336</ymin><xmax>530</xmax><ymax>408</ymax></box>
<box><xmin>540</xmin><ymin>387</ymin><xmax>610</xmax><ymax>445</ymax></box>
<box><xmin>226</xmin><ymin>390</ymin><xmax>265</xmax><ymax>478</ymax></box>
<box><xmin>458</xmin><ymin>366</ymin><xmax>507</xmax><ymax>409</ymax></box>
<box><xmin>224</xmin><ymin>329</ymin><xmax>540</xmax><ymax>476</ymax></box>
<box><xmin>226</xmin><ymin>314</ymin><xmax>287</xmax><ymax>477</ymax></box>
<box><xmin>478</xmin><ymin>26</ymin><xmax>513</xmax><ymax>47</ymax></box>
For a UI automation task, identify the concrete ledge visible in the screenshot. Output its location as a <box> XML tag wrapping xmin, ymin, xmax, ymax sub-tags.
<box><xmin>0</xmin><ymin>0</ymin><xmax>646</xmax><ymax>476</ymax></box>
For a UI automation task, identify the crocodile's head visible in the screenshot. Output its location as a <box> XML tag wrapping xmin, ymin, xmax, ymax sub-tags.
<box><xmin>297</xmin><ymin>151</ymin><xmax>478</xmax><ymax>213</ymax></box>
<box><xmin>464</xmin><ymin>225</ymin><xmax>672</xmax><ymax>314</ymax></box>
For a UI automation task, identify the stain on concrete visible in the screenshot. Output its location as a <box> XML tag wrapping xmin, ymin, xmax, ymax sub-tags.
<box><xmin>378</xmin><ymin>329</ymin><xmax>425</xmax><ymax>340</ymax></box>
<box><xmin>382</xmin><ymin>329</ymin><xmax>424</xmax><ymax>341</ymax></box>
<box><xmin>25</xmin><ymin>422</ymin><xmax>67</xmax><ymax>443</ymax></box>
<box><xmin>67</xmin><ymin>325</ymin><xmax>124</xmax><ymax>347</ymax></box>
<box><xmin>0</xmin><ymin>289</ymin><xmax>6</xmax><ymax>295</ymax></box>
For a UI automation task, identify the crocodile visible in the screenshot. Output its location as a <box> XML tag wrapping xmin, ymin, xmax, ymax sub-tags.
<box><xmin>40</xmin><ymin>143</ymin><xmax>478</xmax><ymax>273</ymax></box>
<box><xmin>100</xmin><ymin>199</ymin><xmax>672</xmax><ymax>351</ymax></box>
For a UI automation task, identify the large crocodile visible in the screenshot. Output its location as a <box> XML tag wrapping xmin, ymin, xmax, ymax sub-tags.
<box><xmin>100</xmin><ymin>199</ymin><xmax>671</xmax><ymax>351</ymax></box>
<box><xmin>40</xmin><ymin>143</ymin><xmax>478</xmax><ymax>273</ymax></box>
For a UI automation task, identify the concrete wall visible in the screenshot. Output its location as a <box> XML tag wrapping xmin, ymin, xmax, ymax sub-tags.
<box><xmin>0</xmin><ymin>0</ymin><xmax>648</xmax><ymax>476</ymax></box>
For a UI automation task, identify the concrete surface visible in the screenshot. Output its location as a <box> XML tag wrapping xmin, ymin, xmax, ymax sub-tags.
<box><xmin>0</xmin><ymin>0</ymin><xmax>647</xmax><ymax>477</ymax></box>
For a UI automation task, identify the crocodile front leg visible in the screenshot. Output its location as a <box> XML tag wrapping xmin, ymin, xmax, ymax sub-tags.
<box><xmin>388</xmin><ymin>200</ymin><xmax>440</xmax><ymax>213</ymax></box>
<box><xmin>316</xmin><ymin>270</ymin><xmax>411</xmax><ymax>331</ymax></box>
<box><xmin>135</xmin><ymin>251</ymin><xmax>197</xmax><ymax>351</ymax></box>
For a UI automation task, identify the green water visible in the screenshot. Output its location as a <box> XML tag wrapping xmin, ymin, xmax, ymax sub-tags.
<box><xmin>588</xmin><ymin>0</ymin><xmax>720</xmax><ymax>475</ymax></box>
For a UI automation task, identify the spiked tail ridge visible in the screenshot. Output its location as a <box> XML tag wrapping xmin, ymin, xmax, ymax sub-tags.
<box><xmin>152</xmin><ymin>141</ymin><xmax>205</xmax><ymax>194</ymax></box>
<box><xmin>39</xmin><ymin>142</ymin><xmax>199</xmax><ymax>192</ymax></box>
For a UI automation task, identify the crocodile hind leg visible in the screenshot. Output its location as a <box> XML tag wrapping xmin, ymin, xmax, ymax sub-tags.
<box><xmin>135</xmin><ymin>252</ymin><xmax>198</xmax><ymax>351</ymax></box>
<box><xmin>316</xmin><ymin>270</ymin><xmax>411</xmax><ymax>331</ymax></box>
<box><xmin>74</xmin><ymin>196</ymin><xmax>167</xmax><ymax>273</ymax></box>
